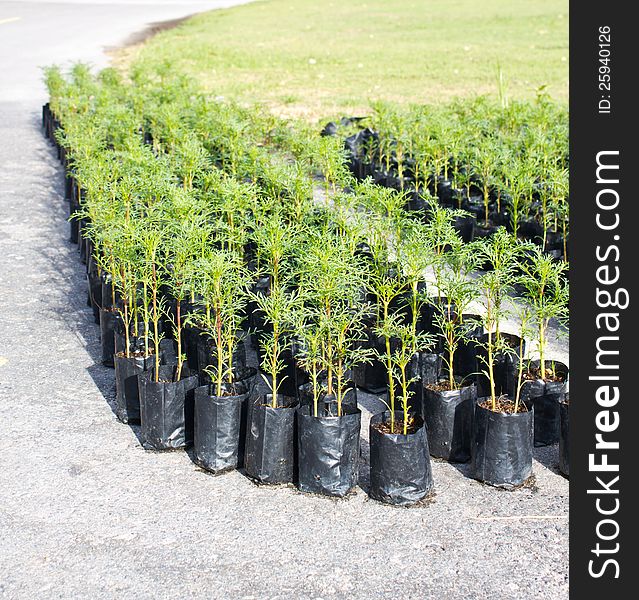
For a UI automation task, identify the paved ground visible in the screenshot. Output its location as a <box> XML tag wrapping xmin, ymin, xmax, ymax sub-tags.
<box><xmin>0</xmin><ymin>2</ymin><xmax>569</xmax><ymax>599</ymax></box>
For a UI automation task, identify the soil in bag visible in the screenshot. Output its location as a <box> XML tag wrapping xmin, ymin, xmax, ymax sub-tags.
<box><xmin>471</xmin><ymin>399</ymin><xmax>533</xmax><ymax>488</ymax></box>
<box><xmin>194</xmin><ymin>382</ymin><xmax>249</xmax><ymax>474</ymax></box>
<box><xmin>369</xmin><ymin>411</ymin><xmax>433</xmax><ymax>506</ymax></box>
<box><xmin>138</xmin><ymin>365</ymin><xmax>198</xmax><ymax>450</ymax></box>
<box><xmin>244</xmin><ymin>394</ymin><xmax>298</xmax><ymax>485</ymax></box>
<box><xmin>114</xmin><ymin>352</ymin><xmax>155</xmax><ymax>424</ymax></box>
<box><xmin>423</xmin><ymin>381</ymin><xmax>477</xmax><ymax>462</ymax></box>
<box><xmin>520</xmin><ymin>360</ymin><xmax>568</xmax><ymax>447</ymax></box>
<box><xmin>297</xmin><ymin>403</ymin><xmax>361</xmax><ymax>498</ymax></box>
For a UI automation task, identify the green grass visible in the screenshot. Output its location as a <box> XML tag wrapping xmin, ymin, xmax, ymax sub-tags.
<box><xmin>120</xmin><ymin>0</ymin><xmax>568</xmax><ymax>120</ymax></box>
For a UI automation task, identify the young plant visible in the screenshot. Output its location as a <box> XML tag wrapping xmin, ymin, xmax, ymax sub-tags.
<box><xmin>163</xmin><ymin>216</ymin><xmax>209</xmax><ymax>379</ymax></box>
<box><xmin>513</xmin><ymin>305</ymin><xmax>534</xmax><ymax>413</ymax></box>
<box><xmin>422</xmin><ymin>198</ymin><xmax>466</xmax><ymax>299</ymax></box>
<box><xmin>296</xmin><ymin>233</ymin><xmax>369</xmax><ymax>413</ymax></box>
<box><xmin>253</xmin><ymin>211</ymin><xmax>299</xmax><ymax>289</ymax></box>
<box><xmin>315</xmin><ymin>134</ymin><xmax>352</xmax><ymax>201</ymax></box>
<box><xmin>251</xmin><ymin>283</ymin><xmax>300</xmax><ymax>407</ymax></box>
<box><xmin>472</xmin><ymin>229</ymin><xmax>528</xmax><ymax>409</ymax></box>
<box><xmin>138</xmin><ymin>215</ymin><xmax>166</xmax><ymax>382</ymax></box>
<box><xmin>376</xmin><ymin>316</ymin><xmax>429</xmax><ymax>434</ymax></box>
<box><xmin>369</xmin><ymin>257</ymin><xmax>407</xmax><ymax>415</ymax></box>
<box><xmin>503</xmin><ymin>159</ymin><xmax>534</xmax><ymax>240</ymax></box>
<box><xmin>474</xmin><ymin>140</ymin><xmax>497</xmax><ymax>227</ymax></box>
<box><xmin>434</xmin><ymin>247</ymin><xmax>480</xmax><ymax>389</ymax></box>
<box><xmin>397</xmin><ymin>222</ymin><xmax>433</xmax><ymax>345</ymax></box>
<box><xmin>293</xmin><ymin>313</ymin><xmax>326</xmax><ymax>418</ymax></box>
<box><xmin>517</xmin><ymin>249</ymin><xmax>569</xmax><ymax>377</ymax></box>
<box><xmin>327</xmin><ymin>303</ymin><xmax>372</xmax><ymax>416</ymax></box>
<box><xmin>112</xmin><ymin>219</ymin><xmax>141</xmax><ymax>359</ymax></box>
<box><xmin>192</xmin><ymin>249</ymin><xmax>249</xmax><ymax>397</ymax></box>
<box><xmin>475</xmin><ymin>269</ymin><xmax>515</xmax><ymax>411</ymax></box>
<box><xmin>472</xmin><ymin>227</ymin><xmax>528</xmax><ymax>339</ymax></box>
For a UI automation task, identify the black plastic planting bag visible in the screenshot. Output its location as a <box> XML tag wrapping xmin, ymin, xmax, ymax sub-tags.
<box><xmin>233</xmin><ymin>366</ymin><xmax>258</xmax><ymax>397</ymax></box>
<box><xmin>420</xmin><ymin>352</ymin><xmax>442</xmax><ymax>385</ymax></box>
<box><xmin>99</xmin><ymin>308</ymin><xmax>119</xmax><ymax>367</ymax></box>
<box><xmin>114</xmin><ymin>320</ymin><xmax>140</xmax><ymax>356</ymax></box>
<box><xmin>78</xmin><ymin>218</ymin><xmax>87</xmax><ymax>261</ymax></box>
<box><xmin>138</xmin><ymin>366</ymin><xmax>198</xmax><ymax>450</ymax></box>
<box><xmin>353</xmin><ymin>330</ymin><xmax>387</xmax><ymax>393</ymax></box>
<box><xmin>559</xmin><ymin>399</ymin><xmax>569</xmax><ymax>477</ymax></box>
<box><xmin>388</xmin><ymin>352</ymin><xmax>441</xmax><ymax>419</ymax></box>
<box><xmin>159</xmin><ymin>339</ymin><xmax>178</xmax><ymax>366</ymax></box>
<box><xmin>369</xmin><ymin>411</ymin><xmax>433</xmax><ymax>506</ymax></box>
<box><xmin>183</xmin><ymin>325</ymin><xmax>201</xmax><ymax>371</ymax></box>
<box><xmin>453</xmin><ymin>214</ymin><xmax>476</xmax><ymax>243</ymax></box>
<box><xmin>114</xmin><ymin>354</ymin><xmax>154</xmax><ymax>424</ymax></box>
<box><xmin>520</xmin><ymin>360</ymin><xmax>569</xmax><ymax>447</ymax></box>
<box><xmin>100</xmin><ymin>277</ymin><xmax>115</xmax><ymax>310</ymax></box>
<box><xmin>406</xmin><ymin>352</ymin><xmax>441</xmax><ymax>417</ymax></box>
<box><xmin>297</xmin><ymin>383</ymin><xmax>358</xmax><ymax>414</ymax></box>
<box><xmin>419</xmin><ymin>298</ymin><xmax>457</xmax><ymax>340</ymax></box>
<box><xmin>244</xmin><ymin>395</ymin><xmax>298</xmax><ymax>484</ymax></box>
<box><xmin>88</xmin><ymin>283</ymin><xmax>100</xmax><ymax>319</ymax></box>
<box><xmin>297</xmin><ymin>405</ymin><xmax>361</xmax><ymax>498</ymax></box>
<box><xmin>471</xmin><ymin>402</ymin><xmax>533</xmax><ymax>488</ymax></box>
<box><xmin>86</xmin><ymin>257</ymin><xmax>102</xmax><ymax>322</ymax></box>
<box><xmin>452</xmin><ymin>315</ymin><xmax>483</xmax><ymax>380</ymax></box>
<box><xmin>423</xmin><ymin>383</ymin><xmax>477</xmax><ymax>462</ymax></box>
<box><xmin>476</xmin><ymin>333</ymin><xmax>524</xmax><ymax>398</ymax></box>
<box><xmin>194</xmin><ymin>383</ymin><xmax>249</xmax><ymax>474</ymax></box>
<box><xmin>68</xmin><ymin>199</ymin><xmax>80</xmax><ymax>244</ymax></box>
<box><xmin>320</xmin><ymin>121</ymin><xmax>339</xmax><ymax>137</ymax></box>
<box><xmin>197</xmin><ymin>335</ymin><xmax>246</xmax><ymax>376</ymax></box>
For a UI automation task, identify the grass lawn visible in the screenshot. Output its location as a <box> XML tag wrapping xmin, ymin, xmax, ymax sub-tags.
<box><xmin>117</xmin><ymin>0</ymin><xmax>568</xmax><ymax>121</ymax></box>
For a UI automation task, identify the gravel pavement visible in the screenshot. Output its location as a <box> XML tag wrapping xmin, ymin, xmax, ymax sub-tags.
<box><xmin>0</xmin><ymin>3</ymin><xmax>569</xmax><ymax>599</ymax></box>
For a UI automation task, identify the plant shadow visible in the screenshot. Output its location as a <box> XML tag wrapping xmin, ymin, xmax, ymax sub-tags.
<box><xmin>355</xmin><ymin>390</ymin><xmax>386</xmax><ymax>493</ymax></box>
<box><xmin>35</xmin><ymin>125</ymin><xmax>145</xmax><ymax>445</ymax></box>
<box><xmin>533</xmin><ymin>443</ymin><xmax>561</xmax><ymax>475</ymax></box>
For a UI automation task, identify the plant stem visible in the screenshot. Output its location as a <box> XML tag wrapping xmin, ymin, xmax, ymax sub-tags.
<box><xmin>401</xmin><ymin>363</ymin><xmax>408</xmax><ymax>435</ymax></box>
<box><xmin>271</xmin><ymin>322</ymin><xmax>279</xmax><ymax>408</ymax></box>
<box><xmin>448</xmin><ymin>342</ymin><xmax>455</xmax><ymax>390</ymax></box>
<box><xmin>123</xmin><ymin>298</ymin><xmax>130</xmax><ymax>359</ymax></box>
<box><xmin>152</xmin><ymin>263</ymin><xmax>160</xmax><ymax>383</ymax></box>
<box><xmin>514</xmin><ymin>334</ymin><xmax>525</xmax><ymax>413</ymax></box>
<box><xmin>383</xmin><ymin>300</ymin><xmax>396</xmax><ymax>432</ymax></box>
<box><xmin>312</xmin><ymin>363</ymin><xmax>319</xmax><ymax>418</ymax></box>
<box><xmin>176</xmin><ymin>298</ymin><xmax>183</xmax><ymax>383</ymax></box>
<box><xmin>488</xmin><ymin>328</ymin><xmax>496</xmax><ymax>412</ymax></box>
<box><xmin>539</xmin><ymin>319</ymin><xmax>546</xmax><ymax>377</ymax></box>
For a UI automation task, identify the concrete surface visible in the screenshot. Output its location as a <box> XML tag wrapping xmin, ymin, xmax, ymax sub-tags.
<box><xmin>0</xmin><ymin>2</ymin><xmax>569</xmax><ymax>599</ymax></box>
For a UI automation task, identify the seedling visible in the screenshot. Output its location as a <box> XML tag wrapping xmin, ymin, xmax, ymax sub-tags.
<box><xmin>434</xmin><ymin>246</ymin><xmax>480</xmax><ymax>389</ymax></box>
<box><xmin>517</xmin><ymin>248</ymin><xmax>569</xmax><ymax>377</ymax></box>
<box><xmin>251</xmin><ymin>282</ymin><xmax>300</xmax><ymax>407</ymax></box>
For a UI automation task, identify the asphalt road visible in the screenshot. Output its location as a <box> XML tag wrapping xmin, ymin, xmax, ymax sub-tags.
<box><xmin>0</xmin><ymin>3</ymin><xmax>569</xmax><ymax>599</ymax></box>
